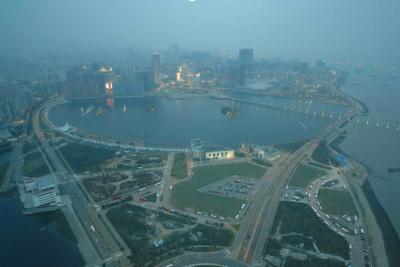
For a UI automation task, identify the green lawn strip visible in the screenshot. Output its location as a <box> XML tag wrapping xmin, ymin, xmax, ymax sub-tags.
<box><xmin>272</xmin><ymin>202</ymin><xmax>349</xmax><ymax>259</ymax></box>
<box><xmin>308</xmin><ymin>161</ymin><xmax>332</xmax><ymax>171</ymax></box>
<box><xmin>59</xmin><ymin>142</ymin><xmax>115</xmax><ymax>173</ymax></box>
<box><xmin>171</xmin><ymin>153</ymin><xmax>187</xmax><ymax>179</ymax></box>
<box><xmin>171</xmin><ymin>162</ymin><xmax>266</xmax><ymax>218</ymax></box>
<box><xmin>289</xmin><ymin>164</ymin><xmax>326</xmax><ymax>188</ymax></box>
<box><xmin>318</xmin><ymin>189</ymin><xmax>358</xmax><ymax>216</ymax></box>
<box><xmin>311</xmin><ymin>140</ymin><xmax>339</xmax><ymax>166</ymax></box>
<box><xmin>252</xmin><ymin>158</ymin><xmax>273</xmax><ymax>167</ymax></box>
<box><xmin>23</xmin><ymin>151</ymin><xmax>50</xmax><ymax>177</ymax></box>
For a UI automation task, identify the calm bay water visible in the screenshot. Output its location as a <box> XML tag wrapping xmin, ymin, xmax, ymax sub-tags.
<box><xmin>339</xmin><ymin>67</ymin><xmax>400</xmax><ymax>236</ymax></box>
<box><xmin>0</xmin><ymin>192</ymin><xmax>84</xmax><ymax>267</ymax></box>
<box><xmin>49</xmin><ymin>96</ymin><xmax>335</xmax><ymax>148</ymax></box>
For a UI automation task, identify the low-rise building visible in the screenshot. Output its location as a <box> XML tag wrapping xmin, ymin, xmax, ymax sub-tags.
<box><xmin>241</xmin><ymin>143</ymin><xmax>281</xmax><ymax>162</ymax></box>
<box><xmin>19</xmin><ymin>175</ymin><xmax>61</xmax><ymax>213</ymax></box>
<box><xmin>191</xmin><ymin>139</ymin><xmax>234</xmax><ymax>161</ymax></box>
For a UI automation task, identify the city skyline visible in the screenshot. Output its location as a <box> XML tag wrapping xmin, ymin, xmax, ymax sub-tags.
<box><xmin>1</xmin><ymin>0</ymin><xmax>400</xmax><ymax>64</ymax></box>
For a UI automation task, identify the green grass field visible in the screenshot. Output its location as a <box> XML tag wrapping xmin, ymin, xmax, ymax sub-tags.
<box><xmin>171</xmin><ymin>153</ymin><xmax>187</xmax><ymax>179</ymax></box>
<box><xmin>59</xmin><ymin>142</ymin><xmax>115</xmax><ymax>173</ymax></box>
<box><xmin>318</xmin><ymin>189</ymin><xmax>358</xmax><ymax>216</ymax></box>
<box><xmin>23</xmin><ymin>151</ymin><xmax>50</xmax><ymax>177</ymax></box>
<box><xmin>312</xmin><ymin>141</ymin><xmax>339</xmax><ymax>166</ymax></box>
<box><xmin>171</xmin><ymin>162</ymin><xmax>266</xmax><ymax>217</ymax></box>
<box><xmin>271</xmin><ymin>202</ymin><xmax>349</xmax><ymax>259</ymax></box>
<box><xmin>288</xmin><ymin>164</ymin><xmax>326</xmax><ymax>188</ymax></box>
<box><xmin>107</xmin><ymin>204</ymin><xmax>233</xmax><ymax>266</ymax></box>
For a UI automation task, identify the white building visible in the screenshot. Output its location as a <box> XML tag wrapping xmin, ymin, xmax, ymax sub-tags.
<box><xmin>205</xmin><ymin>150</ymin><xmax>235</xmax><ymax>160</ymax></box>
<box><xmin>21</xmin><ymin>175</ymin><xmax>61</xmax><ymax>210</ymax></box>
<box><xmin>241</xmin><ymin>143</ymin><xmax>281</xmax><ymax>162</ymax></box>
<box><xmin>32</xmin><ymin>189</ymin><xmax>59</xmax><ymax>207</ymax></box>
<box><xmin>191</xmin><ymin>139</ymin><xmax>235</xmax><ymax>161</ymax></box>
<box><xmin>23</xmin><ymin>177</ymin><xmax>37</xmax><ymax>192</ymax></box>
<box><xmin>254</xmin><ymin>146</ymin><xmax>281</xmax><ymax>161</ymax></box>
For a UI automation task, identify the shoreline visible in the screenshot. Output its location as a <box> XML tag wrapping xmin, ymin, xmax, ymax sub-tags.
<box><xmin>330</xmin><ymin>131</ymin><xmax>400</xmax><ymax>267</ymax></box>
<box><xmin>362</xmin><ymin>179</ymin><xmax>400</xmax><ymax>267</ymax></box>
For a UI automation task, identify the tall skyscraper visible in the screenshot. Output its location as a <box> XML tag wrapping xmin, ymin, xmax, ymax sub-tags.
<box><xmin>238</xmin><ymin>48</ymin><xmax>254</xmax><ymax>85</ymax></box>
<box><xmin>239</xmin><ymin>48</ymin><xmax>254</xmax><ymax>66</ymax></box>
<box><xmin>152</xmin><ymin>53</ymin><xmax>161</xmax><ymax>86</ymax></box>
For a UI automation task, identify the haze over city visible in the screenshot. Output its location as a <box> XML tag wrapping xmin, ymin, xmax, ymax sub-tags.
<box><xmin>1</xmin><ymin>0</ymin><xmax>400</xmax><ymax>63</ymax></box>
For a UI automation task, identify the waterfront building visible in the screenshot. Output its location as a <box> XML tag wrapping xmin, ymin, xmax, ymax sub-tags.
<box><xmin>66</xmin><ymin>65</ymin><xmax>100</xmax><ymax>97</ymax></box>
<box><xmin>175</xmin><ymin>65</ymin><xmax>201</xmax><ymax>88</ymax></box>
<box><xmin>20</xmin><ymin>175</ymin><xmax>61</xmax><ymax>213</ymax></box>
<box><xmin>191</xmin><ymin>139</ymin><xmax>235</xmax><ymax>161</ymax></box>
<box><xmin>135</xmin><ymin>70</ymin><xmax>153</xmax><ymax>91</ymax></box>
<box><xmin>32</xmin><ymin>189</ymin><xmax>58</xmax><ymax>207</ymax></box>
<box><xmin>241</xmin><ymin>143</ymin><xmax>281</xmax><ymax>162</ymax></box>
<box><xmin>254</xmin><ymin>146</ymin><xmax>281</xmax><ymax>161</ymax></box>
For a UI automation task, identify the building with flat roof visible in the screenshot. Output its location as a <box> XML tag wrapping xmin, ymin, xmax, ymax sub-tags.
<box><xmin>19</xmin><ymin>175</ymin><xmax>61</xmax><ymax>214</ymax></box>
<box><xmin>241</xmin><ymin>143</ymin><xmax>281</xmax><ymax>162</ymax></box>
<box><xmin>191</xmin><ymin>139</ymin><xmax>234</xmax><ymax>161</ymax></box>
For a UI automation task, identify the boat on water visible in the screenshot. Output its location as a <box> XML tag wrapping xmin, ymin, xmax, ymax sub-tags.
<box><xmin>147</xmin><ymin>107</ymin><xmax>156</xmax><ymax>112</ymax></box>
<box><xmin>81</xmin><ymin>105</ymin><xmax>94</xmax><ymax>116</ymax></box>
<box><xmin>123</xmin><ymin>104</ymin><xmax>127</xmax><ymax>112</ymax></box>
<box><xmin>387</xmin><ymin>168</ymin><xmax>400</xmax><ymax>173</ymax></box>
<box><xmin>96</xmin><ymin>107</ymin><xmax>107</xmax><ymax>116</ymax></box>
<box><xmin>298</xmin><ymin>120</ymin><xmax>309</xmax><ymax>130</ymax></box>
<box><xmin>221</xmin><ymin>106</ymin><xmax>239</xmax><ymax>119</ymax></box>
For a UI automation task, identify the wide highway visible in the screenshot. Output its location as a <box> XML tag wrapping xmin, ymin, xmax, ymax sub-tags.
<box><xmin>32</xmin><ymin>103</ymin><xmax>131</xmax><ymax>267</ymax></box>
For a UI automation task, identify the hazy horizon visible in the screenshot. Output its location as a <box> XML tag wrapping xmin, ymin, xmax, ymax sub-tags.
<box><xmin>1</xmin><ymin>0</ymin><xmax>400</xmax><ymax>64</ymax></box>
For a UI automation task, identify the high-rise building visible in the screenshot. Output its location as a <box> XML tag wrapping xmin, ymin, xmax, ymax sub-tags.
<box><xmin>152</xmin><ymin>53</ymin><xmax>161</xmax><ymax>86</ymax></box>
<box><xmin>239</xmin><ymin>49</ymin><xmax>254</xmax><ymax>66</ymax></box>
<box><xmin>239</xmin><ymin>48</ymin><xmax>254</xmax><ymax>85</ymax></box>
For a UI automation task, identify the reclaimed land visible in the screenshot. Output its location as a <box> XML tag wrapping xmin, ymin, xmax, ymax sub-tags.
<box><xmin>267</xmin><ymin>202</ymin><xmax>349</xmax><ymax>260</ymax></box>
<box><xmin>23</xmin><ymin>151</ymin><xmax>50</xmax><ymax>177</ymax></box>
<box><xmin>171</xmin><ymin>162</ymin><xmax>266</xmax><ymax>218</ymax></box>
<box><xmin>312</xmin><ymin>140</ymin><xmax>340</xmax><ymax>166</ymax></box>
<box><xmin>107</xmin><ymin>204</ymin><xmax>234</xmax><ymax>267</ymax></box>
<box><xmin>59</xmin><ymin>142</ymin><xmax>115</xmax><ymax>173</ymax></box>
<box><xmin>171</xmin><ymin>153</ymin><xmax>187</xmax><ymax>179</ymax></box>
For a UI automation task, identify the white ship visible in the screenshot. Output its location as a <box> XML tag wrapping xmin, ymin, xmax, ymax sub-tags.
<box><xmin>123</xmin><ymin>104</ymin><xmax>127</xmax><ymax>112</ymax></box>
<box><xmin>81</xmin><ymin>105</ymin><xmax>94</xmax><ymax>116</ymax></box>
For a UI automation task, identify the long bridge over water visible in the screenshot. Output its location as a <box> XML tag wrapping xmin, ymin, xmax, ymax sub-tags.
<box><xmin>212</xmin><ymin>95</ymin><xmax>400</xmax><ymax>132</ymax></box>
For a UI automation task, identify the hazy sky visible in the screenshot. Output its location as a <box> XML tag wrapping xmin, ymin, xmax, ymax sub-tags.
<box><xmin>1</xmin><ymin>0</ymin><xmax>399</xmax><ymax>63</ymax></box>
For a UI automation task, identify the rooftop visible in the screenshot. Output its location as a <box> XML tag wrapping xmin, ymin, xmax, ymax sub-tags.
<box><xmin>36</xmin><ymin>175</ymin><xmax>57</xmax><ymax>191</ymax></box>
